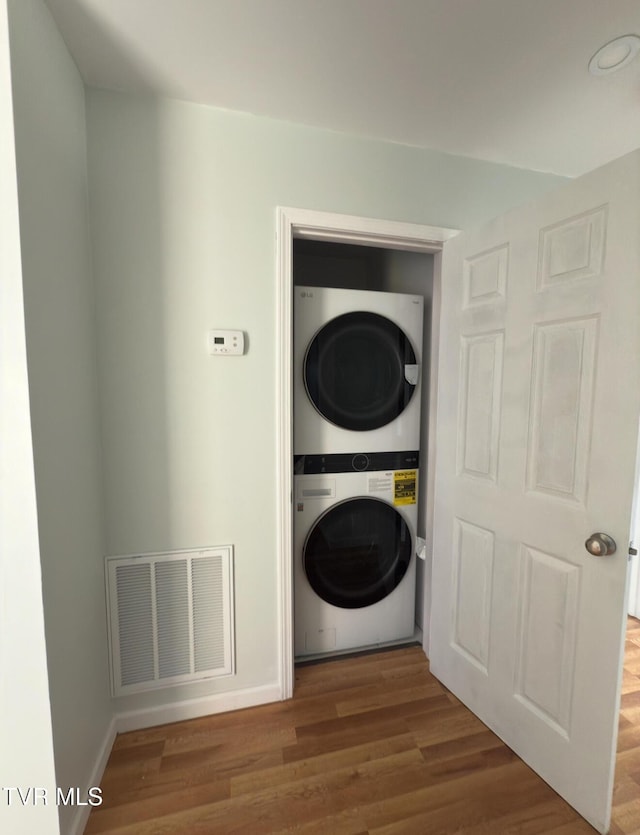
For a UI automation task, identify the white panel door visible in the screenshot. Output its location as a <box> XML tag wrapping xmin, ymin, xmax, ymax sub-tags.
<box><xmin>431</xmin><ymin>150</ymin><xmax>640</xmax><ymax>833</ymax></box>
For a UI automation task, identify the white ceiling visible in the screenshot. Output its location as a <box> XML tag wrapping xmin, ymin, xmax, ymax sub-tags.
<box><xmin>43</xmin><ymin>0</ymin><xmax>640</xmax><ymax>177</ymax></box>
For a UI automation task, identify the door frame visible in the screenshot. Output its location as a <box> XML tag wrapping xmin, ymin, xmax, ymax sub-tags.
<box><xmin>628</xmin><ymin>457</ymin><xmax>640</xmax><ymax>618</ymax></box>
<box><xmin>275</xmin><ymin>206</ymin><xmax>459</xmax><ymax>698</ymax></box>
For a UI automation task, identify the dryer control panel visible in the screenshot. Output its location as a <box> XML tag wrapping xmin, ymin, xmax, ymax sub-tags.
<box><xmin>294</xmin><ymin>450</ymin><xmax>419</xmax><ymax>474</ymax></box>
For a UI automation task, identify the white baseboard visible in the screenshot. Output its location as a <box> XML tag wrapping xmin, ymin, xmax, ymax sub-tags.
<box><xmin>67</xmin><ymin>715</ymin><xmax>117</xmax><ymax>835</ymax></box>
<box><xmin>115</xmin><ymin>682</ymin><xmax>283</xmax><ymax>733</ymax></box>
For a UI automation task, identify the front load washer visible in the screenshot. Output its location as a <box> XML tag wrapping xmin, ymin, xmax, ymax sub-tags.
<box><xmin>294</xmin><ymin>449</ymin><xmax>419</xmax><ymax>658</ymax></box>
<box><xmin>294</xmin><ymin>286</ymin><xmax>423</xmax><ymax>455</ymax></box>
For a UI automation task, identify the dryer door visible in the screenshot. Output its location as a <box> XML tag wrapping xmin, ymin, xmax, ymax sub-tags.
<box><xmin>303</xmin><ymin>497</ymin><xmax>412</xmax><ymax>609</ymax></box>
<box><xmin>304</xmin><ymin>311</ymin><xmax>418</xmax><ymax>431</ymax></box>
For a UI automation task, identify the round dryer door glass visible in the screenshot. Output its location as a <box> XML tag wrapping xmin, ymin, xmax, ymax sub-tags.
<box><xmin>304</xmin><ymin>311</ymin><xmax>418</xmax><ymax>431</ymax></box>
<box><xmin>303</xmin><ymin>497</ymin><xmax>412</xmax><ymax>609</ymax></box>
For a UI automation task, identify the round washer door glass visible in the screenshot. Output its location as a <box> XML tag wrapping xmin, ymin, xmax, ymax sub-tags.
<box><xmin>304</xmin><ymin>311</ymin><xmax>418</xmax><ymax>431</ymax></box>
<box><xmin>303</xmin><ymin>497</ymin><xmax>412</xmax><ymax>609</ymax></box>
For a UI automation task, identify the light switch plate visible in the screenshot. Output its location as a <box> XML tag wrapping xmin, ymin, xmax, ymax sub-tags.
<box><xmin>208</xmin><ymin>329</ymin><xmax>244</xmax><ymax>355</ymax></box>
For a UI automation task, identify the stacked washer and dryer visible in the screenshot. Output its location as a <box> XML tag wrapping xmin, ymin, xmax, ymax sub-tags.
<box><xmin>294</xmin><ymin>284</ymin><xmax>424</xmax><ymax>658</ymax></box>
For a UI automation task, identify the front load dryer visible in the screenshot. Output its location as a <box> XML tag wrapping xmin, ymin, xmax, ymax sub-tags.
<box><xmin>294</xmin><ymin>449</ymin><xmax>419</xmax><ymax>658</ymax></box>
<box><xmin>294</xmin><ymin>286</ymin><xmax>423</xmax><ymax>455</ymax></box>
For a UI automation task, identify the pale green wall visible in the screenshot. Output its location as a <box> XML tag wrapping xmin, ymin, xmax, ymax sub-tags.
<box><xmin>8</xmin><ymin>0</ymin><xmax>112</xmax><ymax>830</ymax></box>
<box><xmin>86</xmin><ymin>89</ymin><xmax>566</xmax><ymax>712</ymax></box>
<box><xmin>0</xmin><ymin>1</ymin><xmax>60</xmax><ymax>832</ymax></box>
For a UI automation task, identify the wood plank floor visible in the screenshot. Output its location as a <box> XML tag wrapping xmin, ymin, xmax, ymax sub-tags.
<box><xmin>86</xmin><ymin>617</ymin><xmax>640</xmax><ymax>834</ymax></box>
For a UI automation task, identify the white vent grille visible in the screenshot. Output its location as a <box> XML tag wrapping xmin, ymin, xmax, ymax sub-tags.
<box><xmin>106</xmin><ymin>547</ymin><xmax>234</xmax><ymax>696</ymax></box>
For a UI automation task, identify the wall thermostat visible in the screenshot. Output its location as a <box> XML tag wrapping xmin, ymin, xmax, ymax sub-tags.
<box><xmin>208</xmin><ymin>329</ymin><xmax>245</xmax><ymax>356</ymax></box>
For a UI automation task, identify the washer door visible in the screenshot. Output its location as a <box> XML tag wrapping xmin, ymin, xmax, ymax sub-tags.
<box><xmin>303</xmin><ymin>497</ymin><xmax>412</xmax><ymax>609</ymax></box>
<box><xmin>304</xmin><ymin>311</ymin><xmax>418</xmax><ymax>431</ymax></box>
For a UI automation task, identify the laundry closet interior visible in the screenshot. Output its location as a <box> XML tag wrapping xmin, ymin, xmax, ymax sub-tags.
<box><xmin>292</xmin><ymin>238</ymin><xmax>435</xmax><ymax>662</ymax></box>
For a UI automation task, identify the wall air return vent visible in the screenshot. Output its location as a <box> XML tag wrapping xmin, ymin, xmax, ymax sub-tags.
<box><xmin>106</xmin><ymin>547</ymin><xmax>234</xmax><ymax>697</ymax></box>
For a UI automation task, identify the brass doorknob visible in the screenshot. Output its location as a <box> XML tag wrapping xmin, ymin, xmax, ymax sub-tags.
<box><xmin>585</xmin><ymin>532</ymin><xmax>617</xmax><ymax>556</ymax></box>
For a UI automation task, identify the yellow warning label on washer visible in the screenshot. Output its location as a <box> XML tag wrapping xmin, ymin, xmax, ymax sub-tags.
<box><xmin>394</xmin><ymin>470</ymin><xmax>417</xmax><ymax>506</ymax></box>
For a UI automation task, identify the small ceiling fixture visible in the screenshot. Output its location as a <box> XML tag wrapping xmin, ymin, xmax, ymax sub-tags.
<box><xmin>589</xmin><ymin>34</ymin><xmax>640</xmax><ymax>76</ymax></box>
